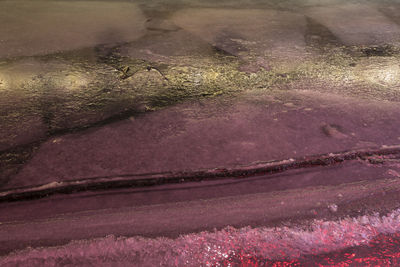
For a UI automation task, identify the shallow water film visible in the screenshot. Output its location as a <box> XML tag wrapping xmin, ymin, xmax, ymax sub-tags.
<box><xmin>1</xmin><ymin>0</ymin><xmax>400</xmax><ymax>265</ymax></box>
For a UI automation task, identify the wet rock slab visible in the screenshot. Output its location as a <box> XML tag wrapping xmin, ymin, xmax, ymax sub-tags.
<box><xmin>0</xmin><ymin>57</ymin><xmax>124</xmax><ymax>150</ymax></box>
<box><xmin>6</xmin><ymin>89</ymin><xmax>400</xmax><ymax>189</ymax></box>
<box><xmin>0</xmin><ymin>1</ymin><xmax>146</xmax><ymax>58</ymax></box>
<box><xmin>171</xmin><ymin>8</ymin><xmax>307</xmax><ymax>64</ymax></box>
<box><xmin>306</xmin><ymin>4</ymin><xmax>400</xmax><ymax>45</ymax></box>
<box><xmin>1</xmin><ymin>1</ymin><xmax>400</xmax><ymax>190</ymax></box>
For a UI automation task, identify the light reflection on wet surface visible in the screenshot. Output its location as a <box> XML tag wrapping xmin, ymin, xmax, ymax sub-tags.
<box><xmin>1</xmin><ymin>0</ymin><xmax>400</xmax><ymax>265</ymax></box>
<box><xmin>234</xmin><ymin>233</ymin><xmax>400</xmax><ymax>266</ymax></box>
<box><xmin>1</xmin><ymin>0</ymin><xmax>400</xmax><ymax>153</ymax></box>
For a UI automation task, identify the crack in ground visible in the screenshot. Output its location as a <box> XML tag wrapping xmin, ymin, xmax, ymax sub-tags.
<box><xmin>1</xmin><ymin>144</ymin><xmax>400</xmax><ymax>202</ymax></box>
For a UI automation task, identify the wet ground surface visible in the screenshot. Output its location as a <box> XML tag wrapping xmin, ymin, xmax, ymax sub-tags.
<box><xmin>4</xmin><ymin>90</ymin><xmax>400</xmax><ymax>189</ymax></box>
<box><xmin>1</xmin><ymin>0</ymin><xmax>400</xmax><ymax>265</ymax></box>
<box><xmin>1</xmin><ymin>158</ymin><xmax>400</xmax><ymax>261</ymax></box>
